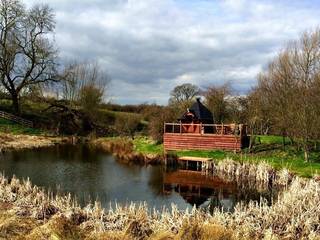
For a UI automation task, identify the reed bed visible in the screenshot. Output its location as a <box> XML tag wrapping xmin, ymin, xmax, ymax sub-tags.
<box><xmin>211</xmin><ymin>158</ymin><xmax>294</xmax><ymax>191</ymax></box>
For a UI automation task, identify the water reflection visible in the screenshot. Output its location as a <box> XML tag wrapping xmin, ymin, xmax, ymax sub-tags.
<box><xmin>0</xmin><ymin>145</ymin><xmax>276</xmax><ymax>212</ymax></box>
<box><xmin>162</xmin><ymin>165</ymin><xmax>276</xmax><ymax>212</ymax></box>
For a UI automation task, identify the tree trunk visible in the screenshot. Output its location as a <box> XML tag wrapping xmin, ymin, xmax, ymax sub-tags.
<box><xmin>282</xmin><ymin>130</ymin><xmax>286</xmax><ymax>151</ymax></box>
<box><xmin>289</xmin><ymin>137</ymin><xmax>294</xmax><ymax>145</ymax></box>
<box><xmin>11</xmin><ymin>92</ymin><xmax>20</xmax><ymax>115</ymax></box>
<box><xmin>249</xmin><ymin>126</ymin><xmax>255</xmax><ymax>153</ymax></box>
<box><xmin>303</xmin><ymin>143</ymin><xmax>309</xmax><ymax>162</ymax></box>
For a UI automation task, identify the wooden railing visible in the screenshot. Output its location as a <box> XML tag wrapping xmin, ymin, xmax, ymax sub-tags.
<box><xmin>164</xmin><ymin>123</ymin><xmax>246</xmax><ymax>136</ymax></box>
<box><xmin>0</xmin><ymin>111</ymin><xmax>33</xmax><ymax>128</ymax></box>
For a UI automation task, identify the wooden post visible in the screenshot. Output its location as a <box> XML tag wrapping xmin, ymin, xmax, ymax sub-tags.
<box><xmin>221</xmin><ymin>123</ymin><xmax>224</xmax><ymax>135</ymax></box>
<box><xmin>164</xmin><ymin>152</ymin><xmax>167</xmax><ymax>166</ymax></box>
<box><xmin>180</xmin><ymin>121</ymin><xmax>182</xmax><ymax>134</ymax></box>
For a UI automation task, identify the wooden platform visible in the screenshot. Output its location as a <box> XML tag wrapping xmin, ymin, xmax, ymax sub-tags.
<box><xmin>178</xmin><ymin>156</ymin><xmax>212</xmax><ymax>162</ymax></box>
<box><xmin>164</xmin><ymin>133</ymin><xmax>243</xmax><ymax>151</ymax></box>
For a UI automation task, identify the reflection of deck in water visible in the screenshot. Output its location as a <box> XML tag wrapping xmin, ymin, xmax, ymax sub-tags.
<box><xmin>166</xmin><ymin>156</ymin><xmax>215</xmax><ymax>171</ymax></box>
<box><xmin>164</xmin><ymin>169</ymin><xmax>236</xmax><ymax>190</ymax></box>
<box><xmin>163</xmin><ymin>169</ymin><xmax>237</xmax><ymax>209</ymax></box>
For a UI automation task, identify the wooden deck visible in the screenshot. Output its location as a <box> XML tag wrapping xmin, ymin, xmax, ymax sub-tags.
<box><xmin>164</xmin><ymin>133</ymin><xmax>243</xmax><ymax>151</ymax></box>
<box><xmin>163</xmin><ymin>123</ymin><xmax>248</xmax><ymax>152</ymax></box>
<box><xmin>178</xmin><ymin>156</ymin><xmax>212</xmax><ymax>162</ymax></box>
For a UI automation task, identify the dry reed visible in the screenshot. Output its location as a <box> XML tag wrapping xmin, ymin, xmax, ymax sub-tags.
<box><xmin>91</xmin><ymin>138</ymin><xmax>162</xmax><ymax>165</ymax></box>
<box><xmin>0</xmin><ymin>159</ymin><xmax>319</xmax><ymax>239</ymax></box>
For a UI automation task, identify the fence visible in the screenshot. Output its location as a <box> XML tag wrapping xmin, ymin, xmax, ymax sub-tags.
<box><xmin>0</xmin><ymin>111</ymin><xmax>33</xmax><ymax>128</ymax></box>
<box><xmin>164</xmin><ymin>123</ymin><xmax>247</xmax><ymax>136</ymax></box>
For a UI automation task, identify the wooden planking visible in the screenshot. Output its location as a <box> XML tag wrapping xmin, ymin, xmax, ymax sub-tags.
<box><xmin>163</xmin><ymin>133</ymin><xmax>241</xmax><ymax>151</ymax></box>
<box><xmin>178</xmin><ymin>156</ymin><xmax>212</xmax><ymax>162</ymax></box>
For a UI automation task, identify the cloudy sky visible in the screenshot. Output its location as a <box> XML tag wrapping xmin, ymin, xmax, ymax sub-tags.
<box><xmin>24</xmin><ymin>0</ymin><xmax>320</xmax><ymax>105</ymax></box>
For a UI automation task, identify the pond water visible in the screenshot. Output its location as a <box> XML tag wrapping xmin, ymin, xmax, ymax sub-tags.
<box><xmin>0</xmin><ymin>144</ymin><xmax>275</xmax><ymax>212</ymax></box>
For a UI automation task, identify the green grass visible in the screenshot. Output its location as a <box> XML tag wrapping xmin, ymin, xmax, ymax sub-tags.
<box><xmin>257</xmin><ymin>135</ymin><xmax>291</xmax><ymax>145</ymax></box>
<box><xmin>99</xmin><ymin>109</ymin><xmax>142</xmax><ymax>119</ymax></box>
<box><xmin>176</xmin><ymin>149</ymin><xmax>320</xmax><ymax>178</ymax></box>
<box><xmin>127</xmin><ymin>136</ymin><xmax>320</xmax><ymax>178</ymax></box>
<box><xmin>133</xmin><ymin>137</ymin><xmax>163</xmax><ymax>154</ymax></box>
<box><xmin>0</xmin><ymin>118</ymin><xmax>43</xmax><ymax>135</ymax></box>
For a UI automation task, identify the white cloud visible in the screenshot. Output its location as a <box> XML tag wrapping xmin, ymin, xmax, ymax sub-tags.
<box><xmin>22</xmin><ymin>0</ymin><xmax>320</xmax><ymax>104</ymax></box>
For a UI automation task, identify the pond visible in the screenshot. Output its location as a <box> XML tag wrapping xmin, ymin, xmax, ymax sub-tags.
<box><xmin>0</xmin><ymin>144</ymin><xmax>275</xmax><ymax>212</ymax></box>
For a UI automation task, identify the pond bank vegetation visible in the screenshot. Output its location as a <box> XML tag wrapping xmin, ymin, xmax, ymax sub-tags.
<box><xmin>90</xmin><ymin>136</ymin><xmax>320</xmax><ymax>178</ymax></box>
<box><xmin>0</xmin><ymin>133</ymin><xmax>65</xmax><ymax>152</ymax></box>
<box><xmin>91</xmin><ymin>137</ymin><xmax>163</xmax><ymax>165</ymax></box>
<box><xmin>0</xmin><ymin>162</ymin><xmax>319</xmax><ymax>239</ymax></box>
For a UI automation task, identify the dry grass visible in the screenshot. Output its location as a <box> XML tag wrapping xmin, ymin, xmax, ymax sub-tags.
<box><xmin>213</xmin><ymin>158</ymin><xmax>294</xmax><ymax>191</ymax></box>
<box><xmin>0</xmin><ymin>133</ymin><xmax>63</xmax><ymax>152</ymax></box>
<box><xmin>0</xmin><ymin>160</ymin><xmax>319</xmax><ymax>239</ymax></box>
<box><xmin>91</xmin><ymin>138</ymin><xmax>162</xmax><ymax>165</ymax></box>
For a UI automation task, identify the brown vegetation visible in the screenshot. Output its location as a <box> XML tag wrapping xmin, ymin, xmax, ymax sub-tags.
<box><xmin>213</xmin><ymin>158</ymin><xmax>293</xmax><ymax>190</ymax></box>
<box><xmin>0</xmin><ymin>133</ymin><xmax>63</xmax><ymax>152</ymax></box>
<box><xmin>0</xmin><ymin>162</ymin><xmax>319</xmax><ymax>239</ymax></box>
<box><xmin>204</xmin><ymin>83</ymin><xmax>232</xmax><ymax>124</ymax></box>
<box><xmin>91</xmin><ymin>138</ymin><xmax>163</xmax><ymax>165</ymax></box>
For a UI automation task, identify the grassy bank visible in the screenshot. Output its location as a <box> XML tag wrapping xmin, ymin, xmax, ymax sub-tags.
<box><xmin>91</xmin><ymin>137</ymin><xmax>163</xmax><ymax>165</ymax></box>
<box><xmin>128</xmin><ymin>136</ymin><xmax>320</xmax><ymax>178</ymax></box>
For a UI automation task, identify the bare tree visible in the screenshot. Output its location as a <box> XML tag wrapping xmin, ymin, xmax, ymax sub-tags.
<box><xmin>169</xmin><ymin>83</ymin><xmax>200</xmax><ymax>113</ymax></box>
<box><xmin>43</xmin><ymin>62</ymin><xmax>110</xmax><ymax>135</ymax></box>
<box><xmin>254</xmin><ymin>29</ymin><xmax>320</xmax><ymax>161</ymax></box>
<box><xmin>246</xmin><ymin>87</ymin><xmax>272</xmax><ymax>151</ymax></box>
<box><xmin>0</xmin><ymin>0</ymin><xmax>57</xmax><ymax>114</ymax></box>
<box><xmin>226</xmin><ymin>96</ymin><xmax>249</xmax><ymax>124</ymax></box>
<box><xmin>78</xmin><ymin>81</ymin><xmax>104</xmax><ymax>118</ymax></box>
<box><xmin>114</xmin><ymin>113</ymin><xmax>141</xmax><ymax>139</ymax></box>
<box><xmin>148</xmin><ymin>105</ymin><xmax>177</xmax><ymax>143</ymax></box>
<box><xmin>204</xmin><ymin>83</ymin><xmax>231</xmax><ymax>123</ymax></box>
<box><xmin>60</xmin><ymin>61</ymin><xmax>109</xmax><ymax>109</ymax></box>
